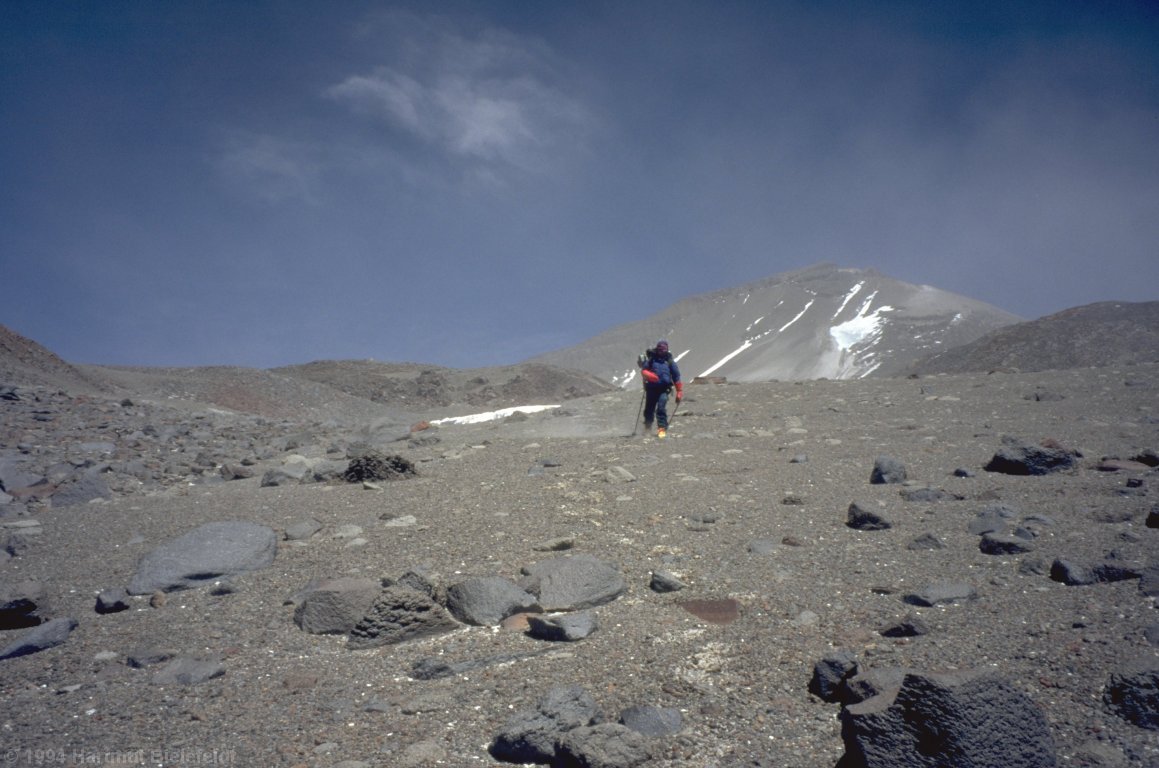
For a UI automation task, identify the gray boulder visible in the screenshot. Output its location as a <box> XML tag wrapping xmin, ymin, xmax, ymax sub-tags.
<box><xmin>50</xmin><ymin>473</ymin><xmax>112</xmax><ymax>507</ymax></box>
<box><xmin>1104</xmin><ymin>656</ymin><xmax>1159</xmax><ymax>730</ymax></box>
<box><xmin>968</xmin><ymin>505</ymin><xmax>1017</xmax><ymax>535</ymax></box>
<box><xmin>527</xmin><ymin>611</ymin><xmax>598</xmax><ymax>642</ymax></box>
<box><xmin>0</xmin><ymin>458</ymin><xmax>44</xmax><ymax>494</ymax></box>
<box><xmin>899</xmin><ymin>487</ymin><xmax>962</xmax><ymax>503</ymax></box>
<box><xmin>903</xmin><ymin>581</ymin><xmax>977</xmax><ymax>607</ymax></box>
<box><xmin>347</xmin><ymin>586</ymin><xmax>460</xmax><ymax>650</ymax></box>
<box><xmin>283</xmin><ymin>518</ymin><xmax>323</xmax><ymax>541</ymax></box>
<box><xmin>847</xmin><ymin>501</ymin><xmax>893</xmax><ymax>531</ymax></box>
<box><xmin>293</xmin><ymin>577</ymin><xmax>382</xmax><ymax>634</ymax></box>
<box><xmin>906</xmin><ymin>533</ymin><xmax>944</xmax><ymax>551</ymax></box>
<box><xmin>446</xmin><ymin>576</ymin><xmax>541</xmax><ymax>626</ymax></box>
<box><xmin>555</xmin><ymin>722</ymin><xmax>653</xmax><ymax>768</ymax></box>
<box><xmin>838</xmin><ymin>669</ymin><xmax>1056</xmax><ymax>767</ymax></box>
<box><xmin>619</xmin><ymin>705</ymin><xmax>683</xmax><ymax>736</ymax></box>
<box><xmin>151</xmin><ymin>656</ymin><xmax>225</xmax><ymax>685</ymax></box>
<box><xmin>870</xmin><ymin>456</ymin><xmax>907</xmax><ymax>484</ymax></box>
<box><xmin>0</xmin><ymin>617</ymin><xmax>78</xmax><ymax>660</ymax></box>
<box><xmin>489</xmin><ymin>685</ymin><xmax>602</xmax><ymax>764</ymax></box>
<box><xmin>127</xmin><ymin>521</ymin><xmax>277</xmax><ymax>594</ymax></box>
<box><xmin>519</xmin><ymin>554</ymin><xmax>626</xmax><ymax>611</ymax></box>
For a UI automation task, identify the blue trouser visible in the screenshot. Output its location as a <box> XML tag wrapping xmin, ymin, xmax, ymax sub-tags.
<box><xmin>643</xmin><ymin>386</ymin><xmax>670</xmax><ymax>429</ymax></box>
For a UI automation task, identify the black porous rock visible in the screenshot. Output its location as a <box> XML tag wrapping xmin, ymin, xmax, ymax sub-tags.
<box><xmin>555</xmin><ymin>722</ymin><xmax>653</xmax><ymax>768</ymax></box>
<box><xmin>95</xmin><ymin>587</ymin><xmax>131</xmax><ymax>615</ymax></box>
<box><xmin>446</xmin><ymin>576</ymin><xmax>541</xmax><ymax>626</ymax></box>
<box><xmin>837</xmin><ymin>669</ymin><xmax>1056</xmax><ymax>767</ymax></box>
<box><xmin>1104</xmin><ymin>657</ymin><xmax>1159</xmax><ymax>730</ymax></box>
<box><xmin>489</xmin><ymin>685</ymin><xmax>602</xmax><ymax>764</ymax></box>
<box><xmin>127</xmin><ymin>521</ymin><xmax>277</xmax><ymax>595</ymax></box>
<box><xmin>870</xmin><ymin>456</ymin><xmax>906</xmax><ymax>485</ymax></box>
<box><xmin>619</xmin><ymin>704</ymin><xmax>683</xmax><ymax>736</ymax></box>
<box><xmin>347</xmin><ymin>586</ymin><xmax>460</xmax><ymax>650</ymax></box>
<box><xmin>0</xmin><ymin>617</ymin><xmax>78</xmax><ymax>660</ymax></box>
<box><xmin>903</xmin><ymin>581</ymin><xmax>977</xmax><ymax>607</ymax></box>
<box><xmin>518</xmin><ymin>554</ymin><xmax>626</xmax><ymax>611</ymax></box>
<box><xmin>984</xmin><ymin>436</ymin><xmax>1079</xmax><ymax>476</ymax></box>
<box><xmin>0</xmin><ymin>580</ymin><xmax>46</xmax><ymax>629</ymax></box>
<box><xmin>1131</xmin><ymin>450</ymin><xmax>1159</xmax><ymax>468</ymax></box>
<box><xmin>527</xmin><ymin>611</ymin><xmax>597</xmax><ymax>642</ymax></box>
<box><xmin>843</xmin><ymin>667</ymin><xmax>907</xmax><ymax>705</ymax></box>
<box><xmin>342</xmin><ymin>452</ymin><xmax>416</xmax><ymax>483</ymax></box>
<box><xmin>880</xmin><ymin>615</ymin><xmax>930</xmax><ymax>638</ymax></box>
<box><xmin>649</xmin><ymin>570</ymin><xmax>686</xmax><ymax>593</ymax></box>
<box><xmin>847</xmin><ymin>501</ymin><xmax>892</xmax><ymax>531</ymax></box>
<box><xmin>979</xmin><ymin>533</ymin><xmax>1034</xmax><ymax>555</ymax></box>
<box><xmin>1146</xmin><ymin>505</ymin><xmax>1159</xmax><ymax>528</ymax></box>
<box><xmin>1091</xmin><ymin>562</ymin><xmax>1142</xmax><ymax>584</ymax></box>
<box><xmin>809</xmin><ymin>649</ymin><xmax>859</xmax><ymax>703</ymax></box>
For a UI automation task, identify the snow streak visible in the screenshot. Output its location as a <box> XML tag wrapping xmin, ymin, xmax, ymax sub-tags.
<box><xmin>431</xmin><ymin>404</ymin><xmax>559</xmax><ymax>425</ymax></box>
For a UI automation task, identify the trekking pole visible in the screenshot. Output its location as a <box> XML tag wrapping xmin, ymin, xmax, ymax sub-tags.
<box><xmin>630</xmin><ymin>390</ymin><xmax>645</xmax><ymax>436</ymax></box>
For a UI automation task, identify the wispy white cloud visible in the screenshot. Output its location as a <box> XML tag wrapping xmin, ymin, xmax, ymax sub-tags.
<box><xmin>217</xmin><ymin>134</ymin><xmax>321</xmax><ymax>204</ymax></box>
<box><xmin>325</xmin><ymin>15</ymin><xmax>593</xmax><ymax>175</ymax></box>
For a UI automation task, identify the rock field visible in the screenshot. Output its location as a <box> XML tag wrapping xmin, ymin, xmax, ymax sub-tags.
<box><xmin>1</xmin><ymin>362</ymin><xmax>1158</xmax><ymax>767</ymax></box>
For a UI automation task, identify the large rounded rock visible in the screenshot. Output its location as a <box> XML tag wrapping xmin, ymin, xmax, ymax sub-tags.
<box><xmin>127</xmin><ymin>521</ymin><xmax>277</xmax><ymax>594</ymax></box>
<box><xmin>518</xmin><ymin>554</ymin><xmax>625</xmax><ymax>611</ymax></box>
<box><xmin>446</xmin><ymin>576</ymin><xmax>541</xmax><ymax>626</ymax></box>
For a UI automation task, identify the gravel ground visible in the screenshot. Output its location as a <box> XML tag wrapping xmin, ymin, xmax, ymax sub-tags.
<box><xmin>2</xmin><ymin>364</ymin><xmax>1157</xmax><ymax>767</ymax></box>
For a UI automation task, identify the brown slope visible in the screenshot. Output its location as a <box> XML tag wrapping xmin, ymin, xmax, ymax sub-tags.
<box><xmin>909</xmin><ymin>301</ymin><xmax>1159</xmax><ymax>375</ymax></box>
<box><xmin>0</xmin><ymin>323</ymin><xmax>112</xmax><ymax>393</ymax></box>
<box><xmin>273</xmin><ymin>360</ymin><xmax>615</xmax><ymax>412</ymax></box>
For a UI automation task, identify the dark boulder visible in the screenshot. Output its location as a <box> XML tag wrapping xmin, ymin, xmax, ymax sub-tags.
<box><xmin>489</xmin><ymin>685</ymin><xmax>602</xmax><ymax>764</ymax></box>
<box><xmin>847</xmin><ymin>501</ymin><xmax>893</xmax><ymax>531</ymax></box>
<box><xmin>838</xmin><ymin>669</ymin><xmax>1056</xmax><ymax>767</ymax></box>
<box><xmin>347</xmin><ymin>586</ymin><xmax>460</xmax><ymax>650</ymax></box>
<box><xmin>1104</xmin><ymin>657</ymin><xmax>1159</xmax><ymax>730</ymax></box>
<box><xmin>984</xmin><ymin>437</ymin><xmax>1079</xmax><ymax>476</ymax></box>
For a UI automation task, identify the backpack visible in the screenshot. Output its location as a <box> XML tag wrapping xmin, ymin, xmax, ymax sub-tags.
<box><xmin>638</xmin><ymin>349</ymin><xmax>673</xmax><ymax>387</ymax></box>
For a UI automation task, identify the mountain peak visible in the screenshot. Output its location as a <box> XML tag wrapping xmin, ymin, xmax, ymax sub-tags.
<box><xmin>532</xmin><ymin>264</ymin><xmax>1022</xmax><ymax>384</ymax></box>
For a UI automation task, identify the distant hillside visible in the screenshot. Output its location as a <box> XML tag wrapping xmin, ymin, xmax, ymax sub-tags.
<box><xmin>0</xmin><ymin>324</ymin><xmax>111</xmax><ymax>393</ymax></box>
<box><xmin>530</xmin><ymin>264</ymin><xmax>1022</xmax><ymax>385</ymax></box>
<box><xmin>273</xmin><ymin>360</ymin><xmax>615</xmax><ymax>412</ymax></box>
<box><xmin>908</xmin><ymin>301</ymin><xmax>1159</xmax><ymax>375</ymax></box>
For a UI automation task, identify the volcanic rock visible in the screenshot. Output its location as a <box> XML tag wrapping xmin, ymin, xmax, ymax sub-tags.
<box><xmin>127</xmin><ymin>521</ymin><xmax>277</xmax><ymax>594</ymax></box>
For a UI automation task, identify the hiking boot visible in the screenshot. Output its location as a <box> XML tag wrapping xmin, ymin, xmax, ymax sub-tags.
<box><xmin>657</xmin><ymin>428</ymin><xmax>667</xmax><ymax>439</ymax></box>
<box><xmin>642</xmin><ymin>422</ymin><xmax>652</xmax><ymax>435</ymax></box>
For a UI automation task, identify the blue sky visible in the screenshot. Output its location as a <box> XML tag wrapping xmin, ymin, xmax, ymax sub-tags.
<box><xmin>2</xmin><ymin>1</ymin><xmax>1157</xmax><ymax>368</ymax></box>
